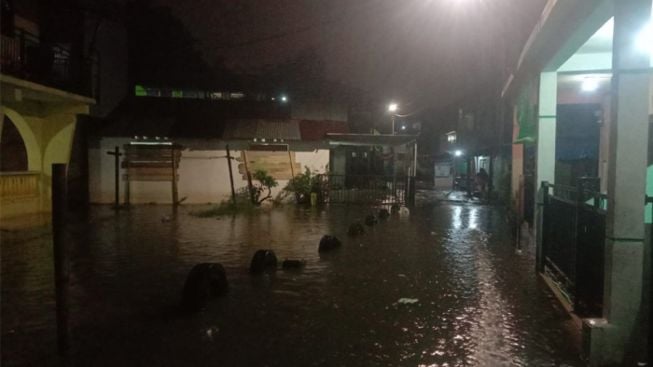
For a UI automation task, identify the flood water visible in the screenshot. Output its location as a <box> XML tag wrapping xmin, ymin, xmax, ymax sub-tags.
<box><xmin>1</xmin><ymin>198</ymin><xmax>583</xmax><ymax>366</ymax></box>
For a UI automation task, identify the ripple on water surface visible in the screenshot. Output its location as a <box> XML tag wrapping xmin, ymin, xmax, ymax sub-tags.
<box><xmin>1</xmin><ymin>204</ymin><xmax>582</xmax><ymax>366</ymax></box>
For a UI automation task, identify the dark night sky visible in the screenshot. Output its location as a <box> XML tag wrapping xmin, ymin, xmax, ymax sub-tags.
<box><xmin>155</xmin><ymin>0</ymin><xmax>546</xmax><ymax>106</ymax></box>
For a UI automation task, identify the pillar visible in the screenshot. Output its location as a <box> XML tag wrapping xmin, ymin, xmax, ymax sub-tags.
<box><xmin>535</xmin><ymin>72</ymin><xmax>558</xmax><ymax>271</ymax></box>
<box><xmin>591</xmin><ymin>0</ymin><xmax>652</xmax><ymax>365</ymax></box>
<box><xmin>536</xmin><ymin>72</ymin><xmax>558</xmax><ymax>187</ymax></box>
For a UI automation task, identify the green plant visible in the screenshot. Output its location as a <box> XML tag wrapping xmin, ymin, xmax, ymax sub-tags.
<box><xmin>284</xmin><ymin>167</ymin><xmax>324</xmax><ymax>204</ymax></box>
<box><xmin>251</xmin><ymin>169</ymin><xmax>278</xmax><ymax>205</ymax></box>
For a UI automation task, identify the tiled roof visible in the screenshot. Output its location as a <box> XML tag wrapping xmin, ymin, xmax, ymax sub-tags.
<box><xmin>98</xmin><ymin>97</ymin><xmax>349</xmax><ymax>141</ymax></box>
<box><xmin>299</xmin><ymin>120</ymin><xmax>348</xmax><ymax>141</ymax></box>
<box><xmin>223</xmin><ymin>119</ymin><xmax>301</xmax><ymax>140</ymax></box>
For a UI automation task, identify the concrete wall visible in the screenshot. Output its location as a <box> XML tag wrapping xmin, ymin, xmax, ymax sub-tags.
<box><xmin>89</xmin><ymin>138</ymin><xmax>330</xmax><ymax>204</ymax></box>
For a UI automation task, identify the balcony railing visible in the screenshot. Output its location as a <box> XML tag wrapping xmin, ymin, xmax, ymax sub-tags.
<box><xmin>1</xmin><ymin>28</ymin><xmax>99</xmax><ymax>98</ymax></box>
<box><xmin>0</xmin><ymin>172</ymin><xmax>40</xmax><ymax>200</ymax></box>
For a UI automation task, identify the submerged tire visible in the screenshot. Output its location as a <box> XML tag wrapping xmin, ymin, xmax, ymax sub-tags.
<box><xmin>250</xmin><ymin>249</ymin><xmax>278</xmax><ymax>274</ymax></box>
<box><xmin>364</xmin><ymin>214</ymin><xmax>377</xmax><ymax>226</ymax></box>
<box><xmin>390</xmin><ymin>204</ymin><xmax>400</xmax><ymax>214</ymax></box>
<box><xmin>318</xmin><ymin>235</ymin><xmax>342</xmax><ymax>252</ymax></box>
<box><xmin>378</xmin><ymin>208</ymin><xmax>390</xmax><ymax>220</ymax></box>
<box><xmin>181</xmin><ymin>263</ymin><xmax>228</xmax><ymax>312</ymax></box>
<box><xmin>348</xmin><ymin>222</ymin><xmax>365</xmax><ymax>237</ymax></box>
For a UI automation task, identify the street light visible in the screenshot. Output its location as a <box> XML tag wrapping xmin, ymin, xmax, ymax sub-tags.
<box><xmin>388</xmin><ymin>102</ymin><xmax>398</xmax><ymax>135</ymax></box>
<box><xmin>454</xmin><ymin>150</ymin><xmax>463</xmax><ymax>157</ymax></box>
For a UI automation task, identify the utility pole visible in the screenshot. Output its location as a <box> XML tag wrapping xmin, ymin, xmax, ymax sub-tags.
<box><xmin>106</xmin><ymin>146</ymin><xmax>122</xmax><ymax>208</ymax></box>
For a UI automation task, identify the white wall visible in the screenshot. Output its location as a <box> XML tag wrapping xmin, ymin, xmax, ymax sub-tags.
<box><xmin>89</xmin><ymin>138</ymin><xmax>330</xmax><ymax>204</ymax></box>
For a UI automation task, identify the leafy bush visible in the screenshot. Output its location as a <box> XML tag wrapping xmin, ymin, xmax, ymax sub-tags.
<box><xmin>284</xmin><ymin>167</ymin><xmax>324</xmax><ymax>204</ymax></box>
<box><xmin>251</xmin><ymin>169</ymin><xmax>278</xmax><ymax>205</ymax></box>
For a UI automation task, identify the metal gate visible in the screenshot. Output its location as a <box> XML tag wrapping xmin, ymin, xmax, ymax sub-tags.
<box><xmin>323</xmin><ymin>174</ymin><xmax>407</xmax><ymax>205</ymax></box>
<box><xmin>541</xmin><ymin>180</ymin><xmax>606</xmax><ymax>317</ymax></box>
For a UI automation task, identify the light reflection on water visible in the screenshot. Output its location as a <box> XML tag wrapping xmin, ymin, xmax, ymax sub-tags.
<box><xmin>2</xmin><ymin>203</ymin><xmax>582</xmax><ymax>366</ymax></box>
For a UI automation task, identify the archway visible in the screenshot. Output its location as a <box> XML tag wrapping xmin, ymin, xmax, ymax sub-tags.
<box><xmin>0</xmin><ymin>107</ymin><xmax>42</xmax><ymax>172</ymax></box>
<box><xmin>1</xmin><ymin>116</ymin><xmax>28</xmax><ymax>171</ymax></box>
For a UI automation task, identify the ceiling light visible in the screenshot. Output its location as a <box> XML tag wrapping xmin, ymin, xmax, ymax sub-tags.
<box><xmin>581</xmin><ymin>78</ymin><xmax>599</xmax><ymax>93</ymax></box>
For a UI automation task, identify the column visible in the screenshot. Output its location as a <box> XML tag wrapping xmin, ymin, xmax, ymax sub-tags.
<box><xmin>536</xmin><ymin>71</ymin><xmax>557</xmax><ymax>187</ymax></box>
<box><xmin>599</xmin><ymin>0</ymin><xmax>652</xmax><ymax>365</ymax></box>
<box><xmin>535</xmin><ymin>72</ymin><xmax>557</xmax><ymax>271</ymax></box>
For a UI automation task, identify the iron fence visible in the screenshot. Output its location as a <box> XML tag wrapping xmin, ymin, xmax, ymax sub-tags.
<box><xmin>322</xmin><ymin>175</ymin><xmax>407</xmax><ymax>204</ymax></box>
<box><xmin>541</xmin><ymin>180</ymin><xmax>606</xmax><ymax>317</ymax></box>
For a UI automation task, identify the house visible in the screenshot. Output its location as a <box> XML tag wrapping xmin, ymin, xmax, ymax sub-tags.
<box><xmin>502</xmin><ymin>0</ymin><xmax>653</xmax><ymax>365</ymax></box>
<box><xmin>88</xmin><ymin>92</ymin><xmax>349</xmax><ymax>205</ymax></box>
<box><xmin>89</xmin><ymin>88</ymin><xmax>418</xmax><ymax>206</ymax></box>
<box><xmin>0</xmin><ymin>0</ymin><xmax>103</xmax><ymax>221</ymax></box>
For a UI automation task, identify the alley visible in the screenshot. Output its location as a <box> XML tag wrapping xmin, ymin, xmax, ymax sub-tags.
<box><xmin>1</xmin><ymin>198</ymin><xmax>583</xmax><ymax>367</ymax></box>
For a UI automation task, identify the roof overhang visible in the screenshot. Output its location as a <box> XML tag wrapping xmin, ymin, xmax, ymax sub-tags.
<box><xmin>326</xmin><ymin>133</ymin><xmax>418</xmax><ymax>147</ymax></box>
<box><xmin>502</xmin><ymin>0</ymin><xmax>613</xmax><ymax>98</ymax></box>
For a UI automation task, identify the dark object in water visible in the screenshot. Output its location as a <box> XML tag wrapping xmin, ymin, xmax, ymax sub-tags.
<box><xmin>378</xmin><ymin>208</ymin><xmax>390</xmax><ymax>220</ymax></box>
<box><xmin>348</xmin><ymin>222</ymin><xmax>365</xmax><ymax>236</ymax></box>
<box><xmin>364</xmin><ymin>214</ymin><xmax>377</xmax><ymax>226</ymax></box>
<box><xmin>390</xmin><ymin>204</ymin><xmax>400</xmax><ymax>214</ymax></box>
<box><xmin>319</xmin><ymin>235</ymin><xmax>342</xmax><ymax>252</ymax></box>
<box><xmin>250</xmin><ymin>249</ymin><xmax>278</xmax><ymax>274</ymax></box>
<box><xmin>181</xmin><ymin>263</ymin><xmax>228</xmax><ymax>312</ymax></box>
<box><xmin>282</xmin><ymin>259</ymin><xmax>305</xmax><ymax>270</ymax></box>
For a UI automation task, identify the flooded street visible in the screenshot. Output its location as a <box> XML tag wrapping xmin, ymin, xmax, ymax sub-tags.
<box><xmin>2</xmin><ymin>198</ymin><xmax>583</xmax><ymax>366</ymax></box>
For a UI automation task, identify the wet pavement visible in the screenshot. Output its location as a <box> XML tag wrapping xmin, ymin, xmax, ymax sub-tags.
<box><xmin>1</xmin><ymin>197</ymin><xmax>583</xmax><ymax>366</ymax></box>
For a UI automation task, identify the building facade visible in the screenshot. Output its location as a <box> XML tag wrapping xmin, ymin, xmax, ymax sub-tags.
<box><xmin>503</xmin><ymin>0</ymin><xmax>653</xmax><ymax>365</ymax></box>
<box><xmin>0</xmin><ymin>0</ymin><xmax>101</xmax><ymax>221</ymax></box>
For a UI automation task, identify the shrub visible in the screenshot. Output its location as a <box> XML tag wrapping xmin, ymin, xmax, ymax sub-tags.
<box><xmin>284</xmin><ymin>167</ymin><xmax>324</xmax><ymax>204</ymax></box>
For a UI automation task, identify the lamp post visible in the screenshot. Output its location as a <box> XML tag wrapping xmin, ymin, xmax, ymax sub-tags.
<box><xmin>388</xmin><ymin>102</ymin><xmax>398</xmax><ymax>135</ymax></box>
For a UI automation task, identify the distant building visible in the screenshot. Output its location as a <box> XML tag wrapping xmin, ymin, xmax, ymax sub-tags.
<box><xmin>88</xmin><ymin>92</ymin><xmax>348</xmax><ymax>204</ymax></box>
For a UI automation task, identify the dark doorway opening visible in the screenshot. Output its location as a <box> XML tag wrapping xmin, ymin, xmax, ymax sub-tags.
<box><xmin>1</xmin><ymin>116</ymin><xmax>28</xmax><ymax>172</ymax></box>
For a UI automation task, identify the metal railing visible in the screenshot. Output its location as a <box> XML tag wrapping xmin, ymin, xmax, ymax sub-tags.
<box><xmin>0</xmin><ymin>172</ymin><xmax>40</xmax><ymax>200</ymax></box>
<box><xmin>1</xmin><ymin>28</ymin><xmax>99</xmax><ymax>98</ymax></box>
<box><xmin>322</xmin><ymin>174</ymin><xmax>407</xmax><ymax>204</ymax></box>
<box><xmin>541</xmin><ymin>180</ymin><xmax>606</xmax><ymax>317</ymax></box>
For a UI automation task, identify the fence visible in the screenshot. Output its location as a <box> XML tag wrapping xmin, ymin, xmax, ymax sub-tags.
<box><xmin>0</xmin><ymin>172</ymin><xmax>40</xmax><ymax>200</ymax></box>
<box><xmin>322</xmin><ymin>175</ymin><xmax>407</xmax><ymax>204</ymax></box>
<box><xmin>1</xmin><ymin>28</ymin><xmax>99</xmax><ymax>98</ymax></box>
<box><xmin>541</xmin><ymin>179</ymin><xmax>606</xmax><ymax>317</ymax></box>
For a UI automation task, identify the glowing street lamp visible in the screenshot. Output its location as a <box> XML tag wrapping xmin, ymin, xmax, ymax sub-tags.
<box><xmin>388</xmin><ymin>102</ymin><xmax>399</xmax><ymax>134</ymax></box>
<box><xmin>454</xmin><ymin>150</ymin><xmax>463</xmax><ymax>157</ymax></box>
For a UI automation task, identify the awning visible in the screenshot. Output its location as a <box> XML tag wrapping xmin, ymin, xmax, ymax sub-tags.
<box><xmin>326</xmin><ymin>133</ymin><xmax>418</xmax><ymax>147</ymax></box>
